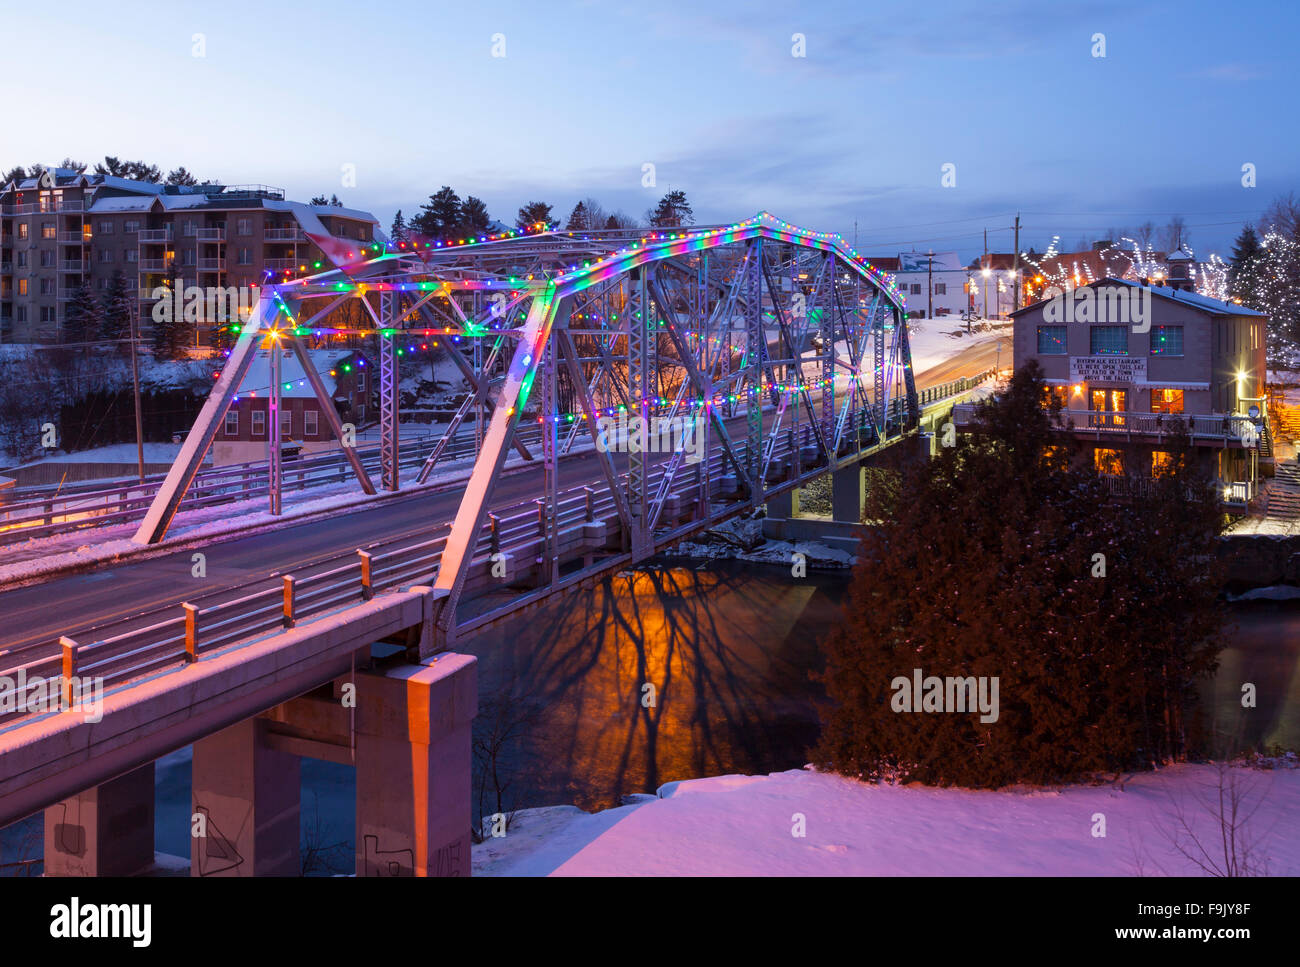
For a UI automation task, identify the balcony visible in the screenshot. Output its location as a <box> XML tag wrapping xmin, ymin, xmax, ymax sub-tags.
<box><xmin>139</xmin><ymin>288</ymin><xmax>162</xmax><ymax>301</ymax></box>
<box><xmin>264</xmin><ymin>229</ymin><xmax>304</xmax><ymax>242</ymax></box>
<box><xmin>263</xmin><ymin>258</ymin><xmax>297</xmax><ymax>272</ymax></box>
<box><xmin>138</xmin><ymin>228</ymin><xmax>173</xmax><ymax>243</ymax></box>
<box><xmin>56</xmin><ymin>200</ymin><xmax>84</xmax><ymax>212</ymax></box>
<box><xmin>951</xmin><ymin>403</ymin><xmax>1261</xmax><ymax>446</ymax></box>
<box><xmin>57</xmin><ymin>231</ymin><xmax>91</xmax><ymax>244</ymax></box>
<box><xmin>58</xmin><ymin>261</ymin><xmax>85</xmax><ymax>273</ymax></box>
<box><xmin>196</xmin><ymin>228</ymin><xmax>225</xmax><ymax>242</ymax></box>
<box><xmin>138</xmin><ymin>258</ymin><xmax>167</xmax><ymax>272</ymax></box>
<box><xmin>198</xmin><ymin>258</ymin><xmax>226</xmax><ymax>271</ymax></box>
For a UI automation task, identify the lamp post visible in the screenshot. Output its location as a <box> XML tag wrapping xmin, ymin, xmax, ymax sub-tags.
<box><xmin>981</xmin><ymin>266</ymin><xmax>991</xmax><ymax>321</ymax></box>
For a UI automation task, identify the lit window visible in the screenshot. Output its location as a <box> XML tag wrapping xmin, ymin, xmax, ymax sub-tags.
<box><xmin>1152</xmin><ymin>451</ymin><xmax>1174</xmax><ymax>476</ymax></box>
<box><xmin>1150</xmin><ymin>388</ymin><xmax>1184</xmax><ymax>414</ymax></box>
<box><xmin>1094</xmin><ymin>447</ymin><xmax>1124</xmax><ymax>474</ymax></box>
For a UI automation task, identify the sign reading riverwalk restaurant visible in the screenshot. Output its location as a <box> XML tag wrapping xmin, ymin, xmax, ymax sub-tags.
<box><xmin>1069</xmin><ymin>356</ymin><xmax>1146</xmax><ymax>384</ymax></box>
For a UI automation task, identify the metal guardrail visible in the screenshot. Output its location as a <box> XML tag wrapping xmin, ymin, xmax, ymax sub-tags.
<box><xmin>0</xmin><ymin>426</ymin><xmax>540</xmax><ymax>547</ymax></box>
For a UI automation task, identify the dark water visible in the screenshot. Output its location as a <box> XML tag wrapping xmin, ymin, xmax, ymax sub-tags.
<box><xmin>4</xmin><ymin>562</ymin><xmax>1298</xmax><ymax>875</ymax></box>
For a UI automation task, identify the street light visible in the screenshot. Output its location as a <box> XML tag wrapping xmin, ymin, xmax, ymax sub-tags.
<box><xmin>981</xmin><ymin>267</ymin><xmax>991</xmax><ymax>321</ymax></box>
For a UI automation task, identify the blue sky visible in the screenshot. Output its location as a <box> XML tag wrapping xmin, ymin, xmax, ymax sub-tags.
<box><xmin>6</xmin><ymin>0</ymin><xmax>1297</xmax><ymax>260</ymax></box>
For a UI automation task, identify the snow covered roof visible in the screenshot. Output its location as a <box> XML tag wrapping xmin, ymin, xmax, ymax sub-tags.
<box><xmin>1167</xmin><ymin>247</ymin><xmax>1194</xmax><ymax>261</ymax></box>
<box><xmin>1011</xmin><ymin>277</ymin><xmax>1266</xmax><ymax>317</ymax></box>
<box><xmin>236</xmin><ymin>349</ymin><xmax>360</xmax><ymax>399</ymax></box>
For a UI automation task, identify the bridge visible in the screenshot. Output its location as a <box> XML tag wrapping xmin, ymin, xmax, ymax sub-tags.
<box><xmin>0</xmin><ymin>213</ymin><xmax>998</xmax><ymax>876</ymax></box>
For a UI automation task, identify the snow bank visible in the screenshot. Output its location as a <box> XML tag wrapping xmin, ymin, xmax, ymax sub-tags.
<box><xmin>473</xmin><ymin>763</ymin><xmax>1300</xmax><ymax>876</ymax></box>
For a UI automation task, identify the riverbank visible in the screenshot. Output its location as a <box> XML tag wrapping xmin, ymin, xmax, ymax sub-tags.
<box><xmin>472</xmin><ymin>758</ymin><xmax>1300</xmax><ymax>876</ymax></box>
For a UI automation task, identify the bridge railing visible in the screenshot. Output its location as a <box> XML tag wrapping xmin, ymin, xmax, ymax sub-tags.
<box><xmin>0</xmin><ymin>425</ymin><xmax>545</xmax><ymax>548</ymax></box>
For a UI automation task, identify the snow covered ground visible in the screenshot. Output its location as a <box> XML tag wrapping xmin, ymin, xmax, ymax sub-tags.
<box><xmin>905</xmin><ymin>318</ymin><xmax>1010</xmax><ymax>376</ymax></box>
<box><xmin>473</xmin><ymin>761</ymin><xmax>1300</xmax><ymax>876</ymax></box>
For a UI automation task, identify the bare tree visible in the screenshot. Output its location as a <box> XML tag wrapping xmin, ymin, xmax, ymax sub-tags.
<box><xmin>1148</xmin><ymin>763</ymin><xmax>1276</xmax><ymax>876</ymax></box>
<box><xmin>1258</xmin><ymin>192</ymin><xmax>1300</xmax><ymax>237</ymax></box>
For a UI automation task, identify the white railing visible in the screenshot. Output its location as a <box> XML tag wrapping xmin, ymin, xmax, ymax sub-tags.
<box><xmin>952</xmin><ymin>404</ymin><xmax>1258</xmax><ymax>443</ymax></box>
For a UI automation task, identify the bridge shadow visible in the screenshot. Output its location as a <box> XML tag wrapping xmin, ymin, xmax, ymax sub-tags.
<box><xmin>462</xmin><ymin>560</ymin><xmax>843</xmax><ymax>827</ymax></box>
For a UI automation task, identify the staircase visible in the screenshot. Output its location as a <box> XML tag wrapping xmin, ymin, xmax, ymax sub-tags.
<box><xmin>1268</xmin><ymin>461</ymin><xmax>1300</xmax><ymax>521</ymax></box>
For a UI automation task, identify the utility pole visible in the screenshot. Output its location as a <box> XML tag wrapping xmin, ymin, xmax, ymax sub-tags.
<box><xmin>128</xmin><ymin>309</ymin><xmax>144</xmax><ymax>484</ymax></box>
<box><xmin>925</xmin><ymin>250</ymin><xmax>935</xmax><ymax>322</ymax></box>
<box><xmin>1012</xmin><ymin>213</ymin><xmax>1022</xmax><ymax>311</ymax></box>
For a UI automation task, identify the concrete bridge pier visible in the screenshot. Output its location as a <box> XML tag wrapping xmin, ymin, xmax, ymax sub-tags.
<box><xmin>765</xmin><ymin>488</ymin><xmax>799</xmax><ymax>520</ymax></box>
<box><xmin>43</xmin><ymin>763</ymin><xmax>156</xmax><ymax>877</ymax></box>
<box><xmin>191</xmin><ymin>718</ymin><xmax>301</xmax><ymax>876</ymax></box>
<box><xmin>832</xmin><ymin>461</ymin><xmax>865</xmax><ymax>524</ymax></box>
<box><xmin>355</xmin><ymin>653</ymin><xmax>477</xmax><ymax>877</ymax></box>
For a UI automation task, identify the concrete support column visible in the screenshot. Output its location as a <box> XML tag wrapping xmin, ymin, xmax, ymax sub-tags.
<box><xmin>191</xmin><ymin>718</ymin><xmax>300</xmax><ymax>876</ymax></box>
<box><xmin>355</xmin><ymin>653</ymin><xmax>477</xmax><ymax>877</ymax></box>
<box><xmin>44</xmin><ymin>763</ymin><xmax>155</xmax><ymax>877</ymax></box>
<box><xmin>832</xmin><ymin>462</ymin><xmax>865</xmax><ymax>524</ymax></box>
<box><xmin>765</xmin><ymin>488</ymin><xmax>799</xmax><ymax>520</ymax></box>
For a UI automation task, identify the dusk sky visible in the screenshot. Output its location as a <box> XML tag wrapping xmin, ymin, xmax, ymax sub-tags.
<box><xmin>7</xmin><ymin>0</ymin><xmax>1298</xmax><ymax>260</ymax></box>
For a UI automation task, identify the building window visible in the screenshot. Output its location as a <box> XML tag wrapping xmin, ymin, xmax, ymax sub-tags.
<box><xmin>125</xmin><ymin>250</ymin><xmax>138</xmax><ymax>263</ymax></box>
<box><xmin>124</xmin><ymin>220</ymin><xmax>140</xmax><ymax>233</ymax></box>
<box><xmin>238</xmin><ymin>248</ymin><xmax>251</xmax><ymax>265</ymax></box>
<box><xmin>183</xmin><ymin>221</ymin><xmax>196</xmax><ymax>237</ymax></box>
<box><xmin>1152</xmin><ymin>451</ymin><xmax>1174</xmax><ymax>476</ymax></box>
<box><xmin>224</xmin><ymin>411</ymin><xmax>239</xmax><ymax>436</ymax></box>
<box><xmin>17</xmin><ymin>223</ymin><xmax>28</xmax><ymax>240</ymax></box>
<box><xmin>1090</xmin><ymin>326</ymin><xmax>1128</xmax><ymax>355</ymax></box>
<box><xmin>40</xmin><ymin>306</ymin><xmax>56</xmax><ymax>322</ymax></box>
<box><xmin>40</xmin><ymin>250</ymin><xmax>54</xmax><ymax>267</ymax></box>
<box><xmin>237</xmin><ymin>218</ymin><xmax>251</xmax><ymax>236</ymax></box>
<box><xmin>1036</xmin><ymin>325</ymin><xmax>1067</xmax><ymax>354</ymax></box>
<box><xmin>1042</xmin><ymin>385</ymin><xmax>1068</xmax><ymax>408</ymax></box>
<box><xmin>41</xmin><ymin>222</ymin><xmax>55</xmax><ymax>239</ymax></box>
<box><xmin>1149</xmin><ymin>325</ymin><xmax>1184</xmax><ymax>356</ymax></box>
<box><xmin>1091</xmin><ymin>388</ymin><xmax>1127</xmax><ymax>426</ymax></box>
<box><xmin>16</xmin><ymin>252</ymin><xmax>25</xmax><ymax>268</ymax></box>
<box><xmin>356</xmin><ymin>369</ymin><xmax>365</xmax><ymax>391</ymax></box>
<box><xmin>183</xmin><ymin>249</ymin><xmax>195</xmax><ymax>266</ymax></box>
<box><xmin>97</xmin><ymin>221</ymin><xmax>112</xmax><ymax>235</ymax></box>
<box><xmin>280</xmin><ymin>410</ymin><xmax>293</xmax><ymax>437</ymax></box>
<box><xmin>99</xmin><ymin>249</ymin><xmax>114</xmax><ymax>263</ymax></box>
<box><xmin>17</xmin><ymin>279</ymin><xmax>27</xmax><ymax>296</ymax></box>
<box><xmin>39</xmin><ymin>278</ymin><xmax>53</xmax><ymax>294</ymax></box>
<box><xmin>1150</xmin><ymin>388</ymin><xmax>1184</xmax><ymax>413</ymax></box>
<box><xmin>304</xmin><ymin>410</ymin><xmax>318</xmax><ymax>436</ymax></box>
<box><xmin>251</xmin><ymin>410</ymin><xmax>266</xmax><ymax>437</ymax></box>
<box><xmin>910</xmin><ymin>283</ymin><xmax>922</xmax><ymax>295</ymax></box>
<box><xmin>1094</xmin><ymin>447</ymin><xmax>1124</xmax><ymax>475</ymax></box>
<box><xmin>15</xmin><ymin>306</ymin><xmax>25</xmax><ymax>322</ymax></box>
<box><xmin>933</xmin><ymin>282</ymin><xmax>947</xmax><ymax>295</ymax></box>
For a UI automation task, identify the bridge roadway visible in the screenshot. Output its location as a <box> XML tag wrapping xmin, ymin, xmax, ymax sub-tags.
<box><xmin>0</xmin><ymin>346</ymin><xmax>1001</xmax><ymax>661</ymax></box>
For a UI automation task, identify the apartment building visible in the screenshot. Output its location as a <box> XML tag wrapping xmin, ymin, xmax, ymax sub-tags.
<box><xmin>0</xmin><ymin>167</ymin><xmax>379</xmax><ymax>345</ymax></box>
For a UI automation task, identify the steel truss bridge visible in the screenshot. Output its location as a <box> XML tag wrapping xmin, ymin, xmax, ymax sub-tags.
<box><xmin>132</xmin><ymin>212</ymin><xmax>923</xmax><ymax>649</ymax></box>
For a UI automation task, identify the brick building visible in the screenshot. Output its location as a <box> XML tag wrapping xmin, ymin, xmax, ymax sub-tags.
<box><xmin>0</xmin><ymin>167</ymin><xmax>379</xmax><ymax>345</ymax></box>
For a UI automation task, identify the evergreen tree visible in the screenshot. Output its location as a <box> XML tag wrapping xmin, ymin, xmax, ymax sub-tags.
<box><xmin>459</xmin><ymin>195</ymin><xmax>490</xmax><ymax>236</ymax></box>
<box><xmin>565</xmin><ymin>200</ymin><xmax>589</xmax><ymax>230</ymax></box>
<box><xmin>390</xmin><ymin>210</ymin><xmax>408</xmax><ymax>242</ymax></box>
<box><xmin>1227</xmin><ymin>224</ymin><xmax>1262</xmax><ymax>299</ymax></box>
<box><xmin>516</xmin><ymin>201</ymin><xmax>553</xmax><ymax>230</ymax></box>
<box><xmin>814</xmin><ymin>362</ymin><xmax>1225</xmax><ymax>787</ymax></box>
<box><xmin>95</xmin><ymin>157</ymin><xmax>161</xmax><ymax>182</ymax></box>
<box><xmin>412</xmin><ymin>186</ymin><xmax>462</xmax><ymax>239</ymax></box>
<box><xmin>100</xmin><ymin>271</ymin><xmax>133</xmax><ymax>344</ymax></box>
<box><xmin>646</xmin><ymin>189</ymin><xmax>694</xmax><ymax>227</ymax></box>
<box><xmin>151</xmin><ymin>264</ymin><xmax>194</xmax><ymax>359</ymax></box>
<box><xmin>2</xmin><ymin>165</ymin><xmax>25</xmax><ymax>185</ymax></box>
<box><xmin>165</xmin><ymin>167</ymin><xmax>200</xmax><ymax>186</ymax></box>
<box><xmin>63</xmin><ymin>281</ymin><xmax>99</xmax><ymax>345</ymax></box>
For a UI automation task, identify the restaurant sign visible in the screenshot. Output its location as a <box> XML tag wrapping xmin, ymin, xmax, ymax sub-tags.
<box><xmin>1069</xmin><ymin>356</ymin><xmax>1146</xmax><ymax>384</ymax></box>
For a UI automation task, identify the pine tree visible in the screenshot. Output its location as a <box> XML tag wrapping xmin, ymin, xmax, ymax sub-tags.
<box><xmin>100</xmin><ymin>271</ymin><xmax>133</xmax><ymax>343</ymax></box>
<box><xmin>165</xmin><ymin>167</ymin><xmax>200</xmax><ymax>186</ymax></box>
<box><xmin>516</xmin><ymin>201</ymin><xmax>553</xmax><ymax>230</ymax></box>
<box><xmin>412</xmin><ymin>186</ymin><xmax>462</xmax><ymax>239</ymax></box>
<box><xmin>63</xmin><ymin>281</ymin><xmax>99</xmax><ymax>345</ymax></box>
<box><xmin>647</xmin><ymin>190</ymin><xmax>694</xmax><ymax>228</ymax></box>
<box><xmin>459</xmin><ymin>196</ymin><xmax>490</xmax><ymax>236</ymax></box>
<box><xmin>390</xmin><ymin>210</ymin><xmax>408</xmax><ymax>243</ymax></box>
<box><xmin>1227</xmin><ymin>224</ymin><xmax>1262</xmax><ymax>299</ymax></box>
<box><xmin>566</xmin><ymin>201</ymin><xmax>589</xmax><ymax>230</ymax></box>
